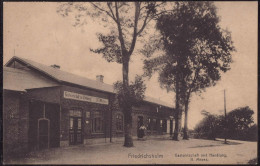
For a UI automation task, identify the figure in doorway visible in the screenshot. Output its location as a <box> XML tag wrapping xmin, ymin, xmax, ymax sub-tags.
<box><xmin>138</xmin><ymin>124</ymin><xmax>146</xmax><ymax>140</ymax></box>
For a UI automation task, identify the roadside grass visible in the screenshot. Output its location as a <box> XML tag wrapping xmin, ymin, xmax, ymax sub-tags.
<box><xmin>248</xmin><ymin>158</ymin><xmax>258</xmax><ymax>165</ymax></box>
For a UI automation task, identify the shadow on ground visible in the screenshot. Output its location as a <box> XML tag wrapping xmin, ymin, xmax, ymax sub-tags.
<box><xmin>189</xmin><ymin>139</ymin><xmax>241</xmax><ymax>148</ymax></box>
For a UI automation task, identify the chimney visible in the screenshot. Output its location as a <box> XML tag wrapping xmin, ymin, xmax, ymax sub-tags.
<box><xmin>50</xmin><ymin>64</ymin><xmax>60</xmax><ymax>69</ymax></box>
<box><xmin>96</xmin><ymin>75</ymin><xmax>104</xmax><ymax>83</ymax></box>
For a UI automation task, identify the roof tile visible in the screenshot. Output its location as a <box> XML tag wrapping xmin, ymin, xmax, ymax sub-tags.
<box><xmin>5</xmin><ymin>56</ymin><xmax>174</xmax><ymax>108</ymax></box>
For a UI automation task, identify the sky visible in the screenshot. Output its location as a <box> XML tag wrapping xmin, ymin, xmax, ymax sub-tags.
<box><xmin>3</xmin><ymin>2</ymin><xmax>258</xmax><ymax>129</ymax></box>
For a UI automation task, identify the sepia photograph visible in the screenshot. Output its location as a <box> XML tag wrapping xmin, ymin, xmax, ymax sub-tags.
<box><xmin>2</xmin><ymin>1</ymin><xmax>258</xmax><ymax>165</ymax></box>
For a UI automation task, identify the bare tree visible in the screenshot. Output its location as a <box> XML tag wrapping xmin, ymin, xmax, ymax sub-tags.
<box><xmin>57</xmin><ymin>2</ymin><xmax>172</xmax><ymax>147</ymax></box>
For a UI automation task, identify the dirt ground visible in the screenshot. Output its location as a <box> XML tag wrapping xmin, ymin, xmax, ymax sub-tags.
<box><xmin>4</xmin><ymin>137</ymin><xmax>257</xmax><ymax>165</ymax></box>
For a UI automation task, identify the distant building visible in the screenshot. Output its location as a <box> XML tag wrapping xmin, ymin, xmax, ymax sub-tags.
<box><xmin>3</xmin><ymin>56</ymin><xmax>175</xmax><ymax>156</ymax></box>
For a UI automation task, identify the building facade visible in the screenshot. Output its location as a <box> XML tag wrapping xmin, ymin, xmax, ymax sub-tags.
<box><xmin>3</xmin><ymin>56</ymin><xmax>175</xmax><ymax>156</ymax></box>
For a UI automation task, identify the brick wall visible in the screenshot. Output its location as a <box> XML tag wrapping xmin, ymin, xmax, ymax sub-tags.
<box><xmin>27</xmin><ymin>86</ymin><xmax>61</xmax><ymax>104</ymax></box>
<box><xmin>131</xmin><ymin>103</ymin><xmax>174</xmax><ymax>136</ymax></box>
<box><xmin>3</xmin><ymin>90</ymin><xmax>29</xmax><ymax>158</ymax></box>
<box><xmin>60</xmin><ymin>85</ymin><xmax>111</xmax><ymax>142</ymax></box>
<box><xmin>18</xmin><ymin>93</ymin><xmax>29</xmax><ymax>151</ymax></box>
<box><xmin>3</xmin><ymin>84</ymin><xmax>175</xmax><ymax>155</ymax></box>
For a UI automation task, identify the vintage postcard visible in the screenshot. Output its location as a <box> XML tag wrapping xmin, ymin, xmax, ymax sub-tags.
<box><xmin>2</xmin><ymin>1</ymin><xmax>258</xmax><ymax>165</ymax></box>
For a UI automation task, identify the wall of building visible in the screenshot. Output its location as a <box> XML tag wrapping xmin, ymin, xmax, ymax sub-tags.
<box><xmin>3</xmin><ymin>90</ymin><xmax>29</xmax><ymax>158</ymax></box>
<box><xmin>132</xmin><ymin>103</ymin><xmax>173</xmax><ymax>136</ymax></box>
<box><xmin>3</xmin><ymin>83</ymin><xmax>175</xmax><ymax>156</ymax></box>
<box><xmin>59</xmin><ymin>85</ymin><xmax>112</xmax><ymax>146</ymax></box>
<box><xmin>59</xmin><ymin>84</ymin><xmax>174</xmax><ymax>144</ymax></box>
<box><xmin>27</xmin><ymin>86</ymin><xmax>61</xmax><ymax>104</ymax></box>
<box><xmin>18</xmin><ymin>92</ymin><xmax>30</xmax><ymax>151</ymax></box>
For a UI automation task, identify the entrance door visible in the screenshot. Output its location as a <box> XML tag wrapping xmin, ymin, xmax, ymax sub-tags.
<box><xmin>38</xmin><ymin>119</ymin><xmax>50</xmax><ymax>149</ymax></box>
<box><xmin>137</xmin><ymin>116</ymin><xmax>143</xmax><ymax>130</ymax></box>
<box><xmin>162</xmin><ymin>119</ymin><xmax>167</xmax><ymax>132</ymax></box>
<box><xmin>69</xmin><ymin>117</ymin><xmax>82</xmax><ymax>145</ymax></box>
<box><xmin>167</xmin><ymin>120</ymin><xmax>170</xmax><ymax>133</ymax></box>
<box><xmin>137</xmin><ymin>116</ymin><xmax>144</xmax><ymax>137</ymax></box>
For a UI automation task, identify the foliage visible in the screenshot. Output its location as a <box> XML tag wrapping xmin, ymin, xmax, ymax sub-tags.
<box><xmin>226</xmin><ymin>106</ymin><xmax>255</xmax><ymax>140</ymax></box>
<box><xmin>248</xmin><ymin>158</ymin><xmax>258</xmax><ymax>165</ymax></box>
<box><xmin>113</xmin><ymin>75</ymin><xmax>146</xmax><ymax>108</ymax></box>
<box><xmin>143</xmin><ymin>1</ymin><xmax>235</xmax><ymax>96</ymax></box>
<box><xmin>245</xmin><ymin>124</ymin><xmax>257</xmax><ymax>141</ymax></box>
<box><xmin>227</xmin><ymin>106</ymin><xmax>254</xmax><ymax>131</ymax></box>
<box><xmin>194</xmin><ymin>106</ymin><xmax>257</xmax><ymax>141</ymax></box>
<box><xmin>194</xmin><ymin>110</ymin><xmax>220</xmax><ymax>140</ymax></box>
<box><xmin>142</xmin><ymin>1</ymin><xmax>235</xmax><ymax>139</ymax></box>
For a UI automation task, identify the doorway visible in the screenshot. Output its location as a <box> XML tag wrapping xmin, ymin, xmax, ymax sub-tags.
<box><xmin>69</xmin><ymin>115</ymin><xmax>82</xmax><ymax>145</ymax></box>
<box><xmin>29</xmin><ymin>101</ymin><xmax>60</xmax><ymax>150</ymax></box>
<box><xmin>38</xmin><ymin>118</ymin><xmax>50</xmax><ymax>149</ymax></box>
<box><xmin>137</xmin><ymin>116</ymin><xmax>144</xmax><ymax>137</ymax></box>
<box><xmin>137</xmin><ymin>116</ymin><xmax>143</xmax><ymax>130</ymax></box>
<box><xmin>162</xmin><ymin>119</ymin><xmax>167</xmax><ymax>132</ymax></box>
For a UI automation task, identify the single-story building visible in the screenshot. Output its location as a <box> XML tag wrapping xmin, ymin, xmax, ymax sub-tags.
<box><xmin>3</xmin><ymin>56</ymin><xmax>175</xmax><ymax>156</ymax></box>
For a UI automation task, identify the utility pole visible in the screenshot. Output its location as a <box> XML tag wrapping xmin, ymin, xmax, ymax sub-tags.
<box><xmin>224</xmin><ymin>89</ymin><xmax>227</xmax><ymax>144</ymax></box>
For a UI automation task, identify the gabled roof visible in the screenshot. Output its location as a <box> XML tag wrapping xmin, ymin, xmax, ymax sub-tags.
<box><xmin>3</xmin><ymin>66</ymin><xmax>59</xmax><ymax>92</ymax></box>
<box><xmin>144</xmin><ymin>96</ymin><xmax>173</xmax><ymax>108</ymax></box>
<box><xmin>5</xmin><ymin>56</ymin><xmax>115</xmax><ymax>93</ymax></box>
<box><xmin>5</xmin><ymin>56</ymin><xmax>174</xmax><ymax>108</ymax></box>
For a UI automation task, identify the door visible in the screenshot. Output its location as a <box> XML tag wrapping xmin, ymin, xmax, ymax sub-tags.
<box><xmin>38</xmin><ymin>119</ymin><xmax>50</xmax><ymax>149</ymax></box>
<box><xmin>167</xmin><ymin>120</ymin><xmax>170</xmax><ymax>133</ymax></box>
<box><xmin>137</xmin><ymin>116</ymin><xmax>143</xmax><ymax>129</ymax></box>
<box><xmin>162</xmin><ymin>119</ymin><xmax>167</xmax><ymax>132</ymax></box>
<box><xmin>69</xmin><ymin>117</ymin><xmax>82</xmax><ymax>145</ymax></box>
<box><xmin>137</xmin><ymin>116</ymin><xmax>144</xmax><ymax>137</ymax></box>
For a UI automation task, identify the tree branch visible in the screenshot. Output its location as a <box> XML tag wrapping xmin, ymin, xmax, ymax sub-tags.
<box><xmin>115</xmin><ymin>2</ymin><xmax>127</xmax><ymax>54</ymax></box>
<box><xmin>107</xmin><ymin>2</ymin><xmax>117</xmax><ymax>23</ymax></box>
<box><xmin>128</xmin><ymin>2</ymin><xmax>140</xmax><ymax>56</ymax></box>
<box><xmin>152</xmin><ymin>10</ymin><xmax>173</xmax><ymax>19</ymax></box>
<box><xmin>154</xmin><ymin>2</ymin><xmax>166</xmax><ymax>8</ymax></box>
<box><xmin>138</xmin><ymin>2</ymin><xmax>167</xmax><ymax>36</ymax></box>
<box><xmin>137</xmin><ymin>15</ymin><xmax>152</xmax><ymax>36</ymax></box>
<box><xmin>90</xmin><ymin>2</ymin><xmax>117</xmax><ymax>22</ymax></box>
<box><xmin>139</xmin><ymin>3</ymin><xmax>147</xmax><ymax>12</ymax></box>
<box><xmin>140</xmin><ymin>2</ymin><xmax>165</xmax><ymax>12</ymax></box>
<box><xmin>188</xmin><ymin>67</ymin><xmax>201</xmax><ymax>97</ymax></box>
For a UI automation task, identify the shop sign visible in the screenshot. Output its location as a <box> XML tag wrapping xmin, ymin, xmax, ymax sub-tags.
<box><xmin>64</xmin><ymin>91</ymin><xmax>109</xmax><ymax>105</ymax></box>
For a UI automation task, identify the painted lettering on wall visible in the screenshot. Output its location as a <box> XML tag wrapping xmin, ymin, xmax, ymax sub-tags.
<box><xmin>64</xmin><ymin>91</ymin><xmax>109</xmax><ymax>105</ymax></box>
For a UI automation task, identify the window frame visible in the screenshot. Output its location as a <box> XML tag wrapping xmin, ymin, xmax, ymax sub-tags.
<box><xmin>91</xmin><ymin>110</ymin><xmax>104</xmax><ymax>133</ymax></box>
<box><xmin>147</xmin><ymin>117</ymin><xmax>152</xmax><ymax>131</ymax></box>
<box><xmin>115</xmin><ymin>113</ymin><xmax>124</xmax><ymax>132</ymax></box>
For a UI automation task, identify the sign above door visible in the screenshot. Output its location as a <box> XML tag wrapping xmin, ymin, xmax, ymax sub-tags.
<box><xmin>64</xmin><ymin>91</ymin><xmax>109</xmax><ymax>105</ymax></box>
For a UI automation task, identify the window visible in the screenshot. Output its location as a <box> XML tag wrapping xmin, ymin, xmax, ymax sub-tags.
<box><xmin>70</xmin><ymin>118</ymin><xmax>73</xmax><ymax>129</ymax></box>
<box><xmin>69</xmin><ymin>110</ymin><xmax>82</xmax><ymax>117</ymax></box>
<box><xmin>78</xmin><ymin>119</ymin><xmax>82</xmax><ymax>129</ymax></box>
<box><xmin>86</xmin><ymin>111</ymin><xmax>90</xmax><ymax>118</ymax></box>
<box><xmin>116</xmin><ymin>114</ymin><xmax>123</xmax><ymax>131</ymax></box>
<box><xmin>147</xmin><ymin>118</ymin><xmax>152</xmax><ymax>130</ymax></box>
<box><xmin>153</xmin><ymin>119</ymin><xmax>158</xmax><ymax>131</ymax></box>
<box><xmin>93</xmin><ymin>118</ymin><xmax>102</xmax><ymax>132</ymax></box>
<box><xmin>92</xmin><ymin>111</ymin><xmax>104</xmax><ymax>133</ymax></box>
<box><xmin>160</xmin><ymin>120</ymin><xmax>163</xmax><ymax>128</ymax></box>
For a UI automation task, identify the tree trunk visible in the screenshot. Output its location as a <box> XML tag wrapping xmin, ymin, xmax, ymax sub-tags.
<box><xmin>122</xmin><ymin>58</ymin><xmax>134</xmax><ymax>147</ymax></box>
<box><xmin>170</xmin><ymin>119</ymin><xmax>173</xmax><ymax>136</ymax></box>
<box><xmin>173</xmin><ymin>80</ymin><xmax>180</xmax><ymax>141</ymax></box>
<box><xmin>183</xmin><ymin>101</ymin><xmax>189</xmax><ymax>140</ymax></box>
<box><xmin>123</xmin><ymin>106</ymin><xmax>133</xmax><ymax>147</ymax></box>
